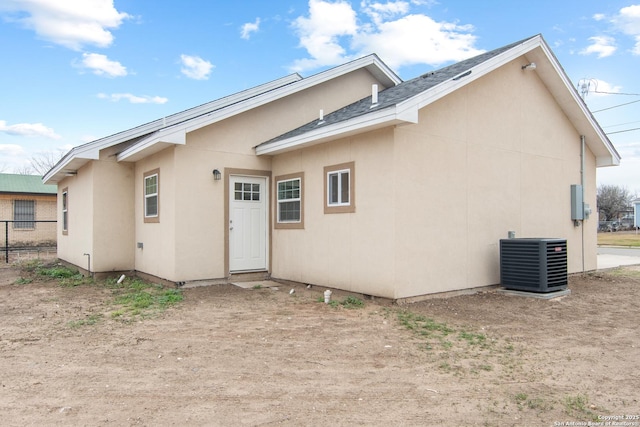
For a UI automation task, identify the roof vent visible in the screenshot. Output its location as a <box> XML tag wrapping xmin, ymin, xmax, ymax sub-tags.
<box><xmin>317</xmin><ymin>109</ymin><xmax>325</xmax><ymax>125</ymax></box>
<box><xmin>370</xmin><ymin>84</ymin><xmax>378</xmax><ymax>108</ymax></box>
<box><xmin>452</xmin><ymin>70</ymin><xmax>472</xmax><ymax>81</ymax></box>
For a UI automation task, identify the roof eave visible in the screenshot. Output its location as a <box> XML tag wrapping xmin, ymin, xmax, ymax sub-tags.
<box><xmin>522</xmin><ymin>38</ymin><xmax>621</xmax><ymax>168</ymax></box>
<box><xmin>263</xmin><ymin>35</ymin><xmax>621</xmax><ymax>168</ymax></box>
<box><xmin>117</xmin><ymin>128</ymin><xmax>187</xmax><ymax>162</ymax></box>
<box><xmin>42</xmin><ymin>146</ymin><xmax>100</xmax><ymax>184</ymax></box>
<box><xmin>256</xmin><ymin>106</ymin><xmax>416</xmax><ymax>155</ymax></box>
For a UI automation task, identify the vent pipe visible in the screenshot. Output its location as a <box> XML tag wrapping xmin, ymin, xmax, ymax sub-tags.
<box><xmin>318</xmin><ymin>109</ymin><xmax>324</xmax><ymax>124</ymax></box>
<box><xmin>371</xmin><ymin>84</ymin><xmax>378</xmax><ymax>106</ymax></box>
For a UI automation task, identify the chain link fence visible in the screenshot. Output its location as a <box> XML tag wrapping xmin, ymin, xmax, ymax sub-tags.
<box><xmin>1</xmin><ymin>220</ymin><xmax>57</xmax><ymax>263</ymax></box>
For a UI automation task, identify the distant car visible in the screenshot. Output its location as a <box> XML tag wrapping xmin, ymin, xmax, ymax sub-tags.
<box><xmin>599</xmin><ymin>222</ymin><xmax>611</xmax><ymax>232</ymax></box>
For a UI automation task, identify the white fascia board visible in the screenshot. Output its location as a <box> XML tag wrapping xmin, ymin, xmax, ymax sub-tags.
<box><xmin>398</xmin><ymin>37</ymin><xmax>543</xmax><ymax>116</ymax></box>
<box><xmin>42</xmin><ymin>145</ymin><xmax>101</xmax><ymax>184</ymax></box>
<box><xmin>256</xmin><ymin>106</ymin><xmax>415</xmax><ymax>155</ymax></box>
<box><xmin>160</xmin><ymin>73</ymin><xmax>303</xmax><ymax>128</ymax></box>
<box><xmin>117</xmin><ymin>128</ymin><xmax>186</xmax><ymax>162</ymax></box>
<box><xmin>532</xmin><ymin>41</ymin><xmax>621</xmax><ymax>167</ymax></box>
<box><xmin>44</xmin><ymin>74</ymin><xmax>304</xmax><ymax>182</ymax></box>
<box><xmin>123</xmin><ymin>55</ymin><xmax>403</xmax><ymax>149</ymax></box>
<box><xmin>393</xmin><ymin>35</ymin><xmax>620</xmax><ymax>168</ymax></box>
<box><xmin>177</xmin><ymin>55</ymin><xmax>402</xmax><ymax>136</ymax></box>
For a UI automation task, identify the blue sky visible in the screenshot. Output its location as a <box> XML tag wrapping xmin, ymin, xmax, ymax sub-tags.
<box><xmin>0</xmin><ymin>0</ymin><xmax>639</xmax><ymax>193</ymax></box>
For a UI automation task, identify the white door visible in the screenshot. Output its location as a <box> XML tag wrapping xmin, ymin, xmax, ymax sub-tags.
<box><xmin>229</xmin><ymin>176</ymin><xmax>268</xmax><ymax>272</ymax></box>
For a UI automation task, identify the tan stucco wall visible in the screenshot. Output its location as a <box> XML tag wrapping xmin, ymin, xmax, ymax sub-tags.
<box><xmin>393</xmin><ymin>59</ymin><xmax>596</xmax><ymax>298</ymax></box>
<box><xmin>271</xmin><ymin>128</ymin><xmax>396</xmax><ymax>297</ymax></box>
<box><xmin>57</xmin><ymin>159</ymin><xmax>135</xmax><ymax>274</ymax></box>
<box><xmin>91</xmin><ymin>160</ymin><xmax>135</xmax><ymax>272</ymax></box>
<box><xmin>134</xmin><ymin>148</ymin><xmax>177</xmax><ymax>280</ymax></box>
<box><xmin>130</xmin><ymin>68</ymin><xmax>383</xmax><ymax>282</ymax></box>
<box><xmin>270</xmin><ymin>58</ymin><xmax>600</xmax><ymax>299</ymax></box>
<box><xmin>57</xmin><ymin>163</ymin><xmax>94</xmax><ymax>270</ymax></box>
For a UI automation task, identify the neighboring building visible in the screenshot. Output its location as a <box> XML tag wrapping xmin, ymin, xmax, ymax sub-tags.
<box><xmin>0</xmin><ymin>173</ymin><xmax>57</xmax><ymax>248</ymax></box>
<box><xmin>43</xmin><ymin>35</ymin><xmax>620</xmax><ymax>300</ymax></box>
<box><xmin>634</xmin><ymin>199</ymin><xmax>640</xmax><ymax>229</ymax></box>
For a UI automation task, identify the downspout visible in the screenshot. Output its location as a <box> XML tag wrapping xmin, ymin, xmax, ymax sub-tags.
<box><xmin>83</xmin><ymin>253</ymin><xmax>92</xmax><ymax>278</ymax></box>
<box><xmin>580</xmin><ymin>135</ymin><xmax>586</xmax><ymax>272</ymax></box>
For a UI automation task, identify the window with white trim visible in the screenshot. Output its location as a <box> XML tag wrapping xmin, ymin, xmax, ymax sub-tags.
<box><xmin>144</xmin><ymin>169</ymin><xmax>159</xmax><ymax>222</ymax></box>
<box><xmin>328</xmin><ymin>169</ymin><xmax>350</xmax><ymax>206</ymax></box>
<box><xmin>275</xmin><ymin>172</ymin><xmax>304</xmax><ymax>229</ymax></box>
<box><xmin>324</xmin><ymin>162</ymin><xmax>355</xmax><ymax>214</ymax></box>
<box><xmin>62</xmin><ymin>189</ymin><xmax>68</xmax><ymax>234</ymax></box>
<box><xmin>13</xmin><ymin>200</ymin><xmax>35</xmax><ymax>229</ymax></box>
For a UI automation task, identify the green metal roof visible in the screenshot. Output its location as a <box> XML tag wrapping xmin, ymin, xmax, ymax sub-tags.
<box><xmin>0</xmin><ymin>173</ymin><xmax>57</xmax><ymax>195</ymax></box>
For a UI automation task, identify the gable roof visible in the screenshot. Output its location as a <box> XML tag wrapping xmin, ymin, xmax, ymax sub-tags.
<box><xmin>256</xmin><ymin>35</ymin><xmax>620</xmax><ymax>168</ymax></box>
<box><xmin>43</xmin><ymin>55</ymin><xmax>401</xmax><ymax>184</ymax></box>
<box><xmin>0</xmin><ymin>174</ymin><xmax>57</xmax><ymax>195</ymax></box>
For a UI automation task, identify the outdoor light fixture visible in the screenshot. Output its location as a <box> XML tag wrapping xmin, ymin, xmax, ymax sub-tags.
<box><xmin>521</xmin><ymin>62</ymin><xmax>537</xmax><ymax>71</ymax></box>
<box><xmin>213</xmin><ymin>169</ymin><xmax>221</xmax><ymax>180</ymax></box>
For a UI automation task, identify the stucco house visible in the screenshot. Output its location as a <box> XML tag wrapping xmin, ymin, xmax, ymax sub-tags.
<box><xmin>43</xmin><ymin>35</ymin><xmax>619</xmax><ymax>300</ymax></box>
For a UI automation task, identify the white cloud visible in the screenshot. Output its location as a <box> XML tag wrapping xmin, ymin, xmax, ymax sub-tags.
<box><xmin>0</xmin><ymin>144</ymin><xmax>27</xmax><ymax>172</ymax></box>
<box><xmin>241</xmin><ymin>18</ymin><xmax>260</xmax><ymax>39</ymax></box>
<box><xmin>289</xmin><ymin>0</ymin><xmax>483</xmax><ymax>72</ymax></box>
<box><xmin>0</xmin><ymin>144</ymin><xmax>26</xmax><ymax>156</ymax></box>
<box><xmin>0</xmin><ymin>0</ymin><xmax>130</xmax><ymax>50</ymax></box>
<box><xmin>290</xmin><ymin>0</ymin><xmax>358</xmax><ymax>71</ymax></box>
<box><xmin>362</xmin><ymin>0</ymin><xmax>410</xmax><ymax>25</ymax></box>
<box><xmin>180</xmin><ymin>54</ymin><xmax>214</xmax><ymax>80</ymax></box>
<box><xmin>79</xmin><ymin>53</ymin><xmax>127</xmax><ymax>77</ymax></box>
<box><xmin>353</xmin><ymin>14</ymin><xmax>483</xmax><ymax>69</ymax></box>
<box><xmin>0</xmin><ymin>120</ymin><xmax>61</xmax><ymax>139</ymax></box>
<box><xmin>580</xmin><ymin>36</ymin><xmax>617</xmax><ymax>58</ymax></box>
<box><xmin>616</xmin><ymin>5</ymin><xmax>640</xmax><ymax>33</ymax></box>
<box><xmin>615</xmin><ymin>5</ymin><xmax>640</xmax><ymax>54</ymax></box>
<box><xmin>97</xmin><ymin>93</ymin><xmax>168</xmax><ymax>104</ymax></box>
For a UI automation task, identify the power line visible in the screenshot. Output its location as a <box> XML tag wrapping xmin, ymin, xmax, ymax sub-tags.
<box><xmin>592</xmin><ymin>98</ymin><xmax>640</xmax><ymax>113</ymax></box>
<box><xmin>593</xmin><ymin>90</ymin><xmax>640</xmax><ymax>96</ymax></box>
<box><xmin>607</xmin><ymin>127</ymin><xmax>640</xmax><ymax>135</ymax></box>
<box><xmin>602</xmin><ymin>119</ymin><xmax>640</xmax><ymax>129</ymax></box>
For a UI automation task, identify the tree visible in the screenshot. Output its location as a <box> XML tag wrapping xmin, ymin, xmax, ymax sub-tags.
<box><xmin>597</xmin><ymin>184</ymin><xmax>632</xmax><ymax>221</ymax></box>
<box><xmin>25</xmin><ymin>150</ymin><xmax>65</xmax><ymax>176</ymax></box>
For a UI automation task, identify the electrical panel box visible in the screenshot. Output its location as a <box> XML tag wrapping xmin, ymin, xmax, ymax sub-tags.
<box><xmin>571</xmin><ymin>185</ymin><xmax>583</xmax><ymax>220</ymax></box>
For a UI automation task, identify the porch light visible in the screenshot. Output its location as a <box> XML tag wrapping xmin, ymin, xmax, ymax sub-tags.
<box><xmin>213</xmin><ymin>169</ymin><xmax>221</xmax><ymax>180</ymax></box>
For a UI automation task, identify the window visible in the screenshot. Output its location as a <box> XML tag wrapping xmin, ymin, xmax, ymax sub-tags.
<box><xmin>144</xmin><ymin>169</ymin><xmax>159</xmax><ymax>223</ymax></box>
<box><xmin>13</xmin><ymin>200</ymin><xmax>35</xmax><ymax>229</ymax></box>
<box><xmin>275</xmin><ymin>172</ymin><xmax>304</xmax><ymax>229</ymax></box>
<box><xmin>324</xmin><ymin>162</ymin><xmax>355</xmax><ymax>214</ymax></box>
<box><xmin>234</xmin><ymin>182</ymin><xmax>261</xmax><ymax>201</ymax></box>
<box><xmin>328</xmin><ymin>170</ymin><xmax>350</xmax><ymax>206</ymax></box>
<box><xmin>62</xmin><ymin>189</ymin><xmax>68</xmax><ymax>234</ymax></box>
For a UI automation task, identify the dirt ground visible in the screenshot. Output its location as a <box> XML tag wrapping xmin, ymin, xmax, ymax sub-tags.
<box><xmin>1</xmin><ymin>263</ymin><xmax>639</xmax><ymax>427</ymax></box>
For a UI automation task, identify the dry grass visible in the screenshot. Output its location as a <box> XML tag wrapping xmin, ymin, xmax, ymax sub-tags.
<box><xmin>597</xmin><ymin>230</ymin><xmax>640</xmax><ymax>247</ymax></box>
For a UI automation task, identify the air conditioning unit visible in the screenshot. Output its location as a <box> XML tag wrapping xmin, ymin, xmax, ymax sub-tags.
<box><xmin>499</xmin><ymin>238</ymin><xmax>568</xmax><ymax>292</ymax></box>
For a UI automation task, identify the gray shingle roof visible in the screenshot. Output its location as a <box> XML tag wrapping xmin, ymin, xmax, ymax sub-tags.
<box><xmin>0</xmin><ymin>174</ymin><xmax>57</xmax><ymax>194</ymax></box>
<box><xmin>259</xmin><ymin>35</ymin><xmax>538</xmax><ymax>147</ymax></box>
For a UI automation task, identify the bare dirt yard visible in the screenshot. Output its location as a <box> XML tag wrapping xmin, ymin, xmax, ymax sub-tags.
<box><xmin>1</xmin><ymin>262</ymin><xmax>639</xmax><ymax>427</ymax></box>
